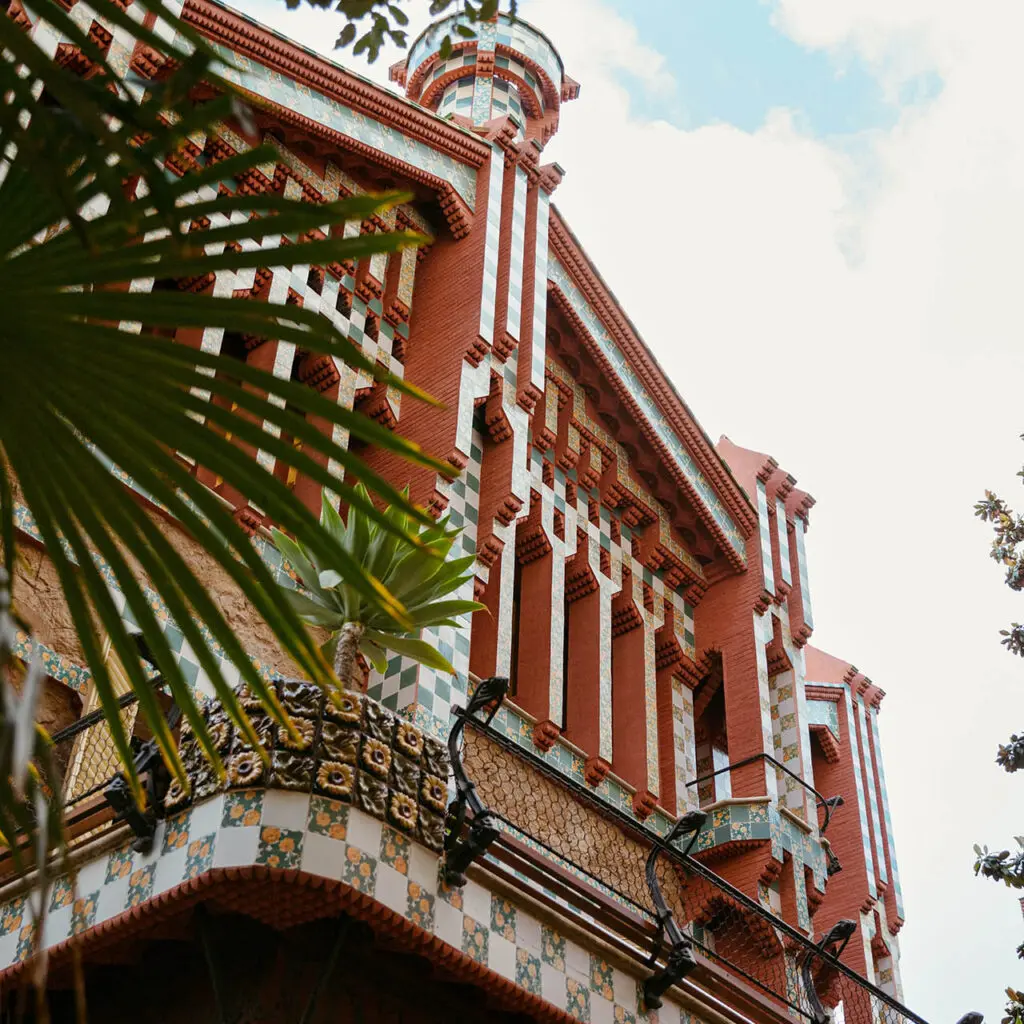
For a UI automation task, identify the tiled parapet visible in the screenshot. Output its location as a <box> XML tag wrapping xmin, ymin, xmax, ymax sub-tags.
<box><xmin>0</xmin><ymin>791</ymin><xmax>699</xmax><ymax>1024</ymax></box>
<box><xmin>164</xmin><ymin>680</ymin><xmax>451</xmax><ymax>856</ymax></box>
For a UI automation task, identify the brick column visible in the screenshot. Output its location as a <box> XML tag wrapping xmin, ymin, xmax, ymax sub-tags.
<box><xmin>513</xmin><ymin>512</ymin><xmax>563</xmax><ymax>750</ymax></box>
<box><xmin>610</xmin><ymin>580</ymin><xmax>659</xmax><ymax>818</ymax></box>
<box><xmin>563</xmin><ymin>557</ymin><xmax>614</xmax><ymax>784</ymax></box>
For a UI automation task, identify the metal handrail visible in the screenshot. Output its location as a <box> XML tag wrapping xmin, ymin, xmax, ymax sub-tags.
<box><xmin>686</xmin><ymin>752</ymin><xmax>844</xmax><ymax>832</ymax></box>
<box><xmin>459</xmin><ymin>706</ymin><xmax>928</xmax><ymax>1024</ymax></box>
<box><xmin>442</xmin><ymin>676</ymin><xmax>508</xmax><ymax>886</ymax></box>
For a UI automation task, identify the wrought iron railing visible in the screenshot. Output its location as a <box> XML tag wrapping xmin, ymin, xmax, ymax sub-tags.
<box><xmin>687</xmin><ymin>752</ymin><xmax>844</xmax><ymax>833</ymax></box>
<box><xmin>44</xmin><ymin>686</ymin><xmax>178</xmax><ymax>855</ymax></box>
<box><xmin>446</xmin><ymin>687</ymin><xmax>926</xmax><ymax>1024</ymax></box>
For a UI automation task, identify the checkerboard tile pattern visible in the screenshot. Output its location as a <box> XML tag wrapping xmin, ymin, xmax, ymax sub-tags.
<box><xmin>869</xmin><ymin>707</ymin><xmax>904</xmax><ymax>919</ymax></box>
<box><xmin>774</xmin><ymin>498</ymin><xmax>793</xmax><ymax>586</ymax></box>
<box><xmin>769</xmin><ymin>671</ymin><xmax>806</xmax><ymax>819</ymax></box>
<box><xmin>793</xmin><ymin>519</ymin><xmax>813</xmax><ymax>629</ymax></box>
<box><xmin>478</xmin><ymin>147</ymin><xmax>505</xmax><ymax>347</ymax></box>
<box><xmin>530</xmin><ymin>190</ymin><xmax>551</xmax><ymax>396</ymax></box>
<box><xmin>505</xmin><ymin>167</ymin><xmax>529</xmax><ymax>342</ymax></box>
<box><xmin>0</xmin><ymin>789</ymin><xmax>699</xmax><ymax>1024</ymax></box>
<box><xmin>835</xmin><ymin>683</ymin><xmax>878</xmax><ymax>900</ymax></box>
<box><xmin>755</xmin><ymin>481</ymin><xmax>775</xmax><ymax>593</ymax></box>
<box><xmin>856</xmin><ymin>697</ymin><xmax>888</xmax><ymax>886</ymax></box>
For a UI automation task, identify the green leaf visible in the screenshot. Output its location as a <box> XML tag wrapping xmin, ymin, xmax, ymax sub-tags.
<box><xmin>362</xmin><ymin>629</ymin><xmax>456</xmax><ymax>674</ymax></box>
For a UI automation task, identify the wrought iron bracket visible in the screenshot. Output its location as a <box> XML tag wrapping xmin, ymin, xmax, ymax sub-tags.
<box><xmin>642</xmin><ymin>809</ymin><xmax>707</xmax><ymax>1011</ymax></box>
<box><xmin>800</xmin><ymin>918</ymin><xmax>857</xmax><ymax>1024</ymax></box>
<box><xmin>104</xmin><ymin>703</ymin><xmax>181</xmax><ymax>854</ymax></box>
<box><xmin>442</xmin><ymin>677</ymin><xmax>509</xmax><ymax>888</ymax></box>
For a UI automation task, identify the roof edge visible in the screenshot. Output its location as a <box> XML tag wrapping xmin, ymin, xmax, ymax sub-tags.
<box><xmin>547</xmin><ymin>208</ymin><xmax>758</xmax><ymax>541</ymax></box>
<box><xmin>183</xmin><ymin>0</ymin><xmax>492</xmax><ymax>168</ymax></box>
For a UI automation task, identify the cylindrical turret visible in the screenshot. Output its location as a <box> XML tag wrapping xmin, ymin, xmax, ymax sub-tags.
<box><xmin>391</xmin><ymin>13</ymin><xmax>578</xmax><ymax>147</ymax></box>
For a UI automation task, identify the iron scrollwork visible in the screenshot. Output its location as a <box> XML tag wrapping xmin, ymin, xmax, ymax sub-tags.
<box><xmin>443</xmin><ymin>676</ymin><xmax>509</xmax><ymax>887</ymax></box>
<box><xmin>642</xmin><ymin>809</ymin><xmax>708</xmax><ymax>1011</ymax></box>
<box><xmin>799</xmin><ymin>918</ymin><xmax>856</xmax><ymax>1024</ymax></box>
<box><xmin>104</xmin><ymin>702</ymin><xmax>181</xmax><ymax>853</ymax></box>
<box><xmin>104</xmin><ymin>636</ymin><xmax>180</xmax><ymax>853</ymax></box>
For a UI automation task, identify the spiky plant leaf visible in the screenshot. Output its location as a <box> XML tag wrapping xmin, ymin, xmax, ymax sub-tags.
<box><xmin>271</xmin><ymin>486</ymin><xmax>484</xmax><ymax>682</ymax></box>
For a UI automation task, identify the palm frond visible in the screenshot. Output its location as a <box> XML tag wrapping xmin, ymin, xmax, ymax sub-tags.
<box><xmin>0</xmin><ymin>0</ymin><xmax>446</xmax><ymax>852</ymax></box>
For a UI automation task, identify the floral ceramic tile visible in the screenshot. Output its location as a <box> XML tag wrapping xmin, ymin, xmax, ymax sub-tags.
<box><xmin>406</xmin><ymin>880</ymin><xmax>435</xmax><ymax>930</ymax></box>
<box><xmin>222</xmin><ymin>789</ymin><xmax>263</xmax><ymax>828</ymax></box>
<box><xmin>379</xmin><ymin>826</ymin><xmax>411</xmax><ymax>875</ymax></box>
<box><xmin>516</xmin><ymin>948</ymin><xmax>542</xmax><ymax>996</ymax></box>
<box><xmin>490</xmin><ymin>895</ymin><xmax>516</xmax><ymax>942</ymax></box>
<box><xmin>436</xmin><ymin>871</ymin><xmax>464</xmax><ymax>910</ymax></box>
<box><xmin>590</xmin><ymin>954</ymin><xmax>614</xmax><ymax>1000</ymax></box>
<box><xmin>105</xmin><ymin>847</ymin><xmax>134</xmax><ymax>884</ymax></box>
<box><xmin>126</xmin><ymin>865</ymin><xmax>155</xmax><ymax>908</ymax></box>
<box><xmin>14</xmin><ymin>922</ymin><xmax>37</xmax><ymax>964</ymax></box>
<box><xmin>634</xmin><ymin>979</ymin><xmax>658</xmax><ymax>1023</ymax></box>
<box><xmin>342</xmin><ymin>847</ymin><xmax>377</xmax><ymax>895</ymax></box>
<box><xmin>184</xmin><ymin>833</ymin><xmax>216</xmax><ymax>880</ymax></box>
<box><xmin>566</xmin><ymin>977</ymin><xmax>591</xmax><ymax>1022</ymax></box>
<box><xmin>541</xmin><ymin>924</ymin><xmax>565</xmax><ymax>971</ymax></box>
<box><xmin>0</xmin><ymin>897</ymin><xmax>25</xmax><ymax>937</ymax></box>
<box><xmin>615</xmin><ymin>1006</ymin><xmax>638</xmax><ymax>1024</ymax></box>
<box><xmin>162</xmin><ymin>810</ymin><xmax>191</xmax><ymax>854</ymax></box>
<box><xmin>461</xmin><ymin>915</ymin><xmax>488</xmax><ymax>965</ymax></box>
<box><xmin>49</xmin><ymin>876</ymin><xmax>74</xmax><ymax>912</ymax></box>
<box><xmin>257</xmin><ymin>826</ymin><xmax>303</xmax><ymax>870</ymax></box>
<box><xmin>71</xmin><ymin>892</ymin><xmax>99</xmax><ymax>936</ymax></box>
<box><xmin>308</xmin><ymin>796</ymin><xmax>348</xmax><ymax>840</ymax></box>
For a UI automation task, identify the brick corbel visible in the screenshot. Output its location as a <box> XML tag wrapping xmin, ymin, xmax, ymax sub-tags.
<box><xmin>532</xmin><ymin>719</ymin><xmax>560</xmax><ymax>753</ymax></box>
<box><xmin>353</xmin><ymin>380</ymin><xmax>397</xmax><ymax>431</ymax></box>
<box><xmin>232</xmin><ymin>504</ymin><xmax>263</xmax><ymax>537</ymax></box>
<box><xmin>537</xmin><ymin>162</ymin><xmax>564</xmax><ymax>195</ymax></box>
<box><xmin>493</xmin><ymin>330</ymin><xmax>518</xmax><ymax>361</ymax></box>
<box><xmin>584</xmin><ymin>756</ymin><xmax>610</xmax><ymax>787</ymax></box>
<box><xmin>296</xmin><ymin>353</ymin><xmax>340</xmax><ymax>394</ymax></box>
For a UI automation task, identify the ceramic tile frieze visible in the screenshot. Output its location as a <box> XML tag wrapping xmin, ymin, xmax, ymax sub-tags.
<box><xmin>163</xmin><ymin>682</ymin><xmax>451</xmax><ymax>856</ymax></box>
<box><xmin>0</xmin><ymin>789</ymin><xmax>699</xmax><ymax>1024</ymax></box>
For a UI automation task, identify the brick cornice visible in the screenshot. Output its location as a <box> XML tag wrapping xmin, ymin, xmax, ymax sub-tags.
<box><xmin>182</xmin><ymin>0</ymin><xmax>491</xmax><ymax>171</ymax></box>
<box><xmin>547</xmin><ymin>211</ymin><xmax>757</xmax><ymax>545</ymax></box>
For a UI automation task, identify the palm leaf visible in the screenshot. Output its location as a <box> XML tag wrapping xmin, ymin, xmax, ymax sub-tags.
<box><xmin>0</xmin><ymin>0</ymin><xmax>451</xmax><ymax>857</ymax></box>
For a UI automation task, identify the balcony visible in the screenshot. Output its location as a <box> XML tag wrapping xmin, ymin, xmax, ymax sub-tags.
<box><xmin>451</xmin><ymin>680</ymin><xmax>927</xmax><ymax>1024</ymax></box>
<box><xmin>0</xmin><ymin>675</ymin><xmax>926</xmax><ymax>1024</ymax></box>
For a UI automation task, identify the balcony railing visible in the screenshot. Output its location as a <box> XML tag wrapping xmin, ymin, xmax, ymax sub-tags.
<box><xmin>0</xmin><ymin>685</ymin><xmax>179</xmax><ymax>879</ymax></box>
<box><xmin>686</xmin><ymin>752</ymin><xmax>844</xmax><ymax>833</ymax></box>
<box><xmin>449</xmin><ymin>686</ymin><xmax>927</xmax><ymax>1024</ymax></box>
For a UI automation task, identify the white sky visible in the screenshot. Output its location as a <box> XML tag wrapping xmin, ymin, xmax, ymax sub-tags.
<box><xmin>239</xmin><ymin>0</ymin><xmax>1024</xmax><ymax>1015</ymax></box>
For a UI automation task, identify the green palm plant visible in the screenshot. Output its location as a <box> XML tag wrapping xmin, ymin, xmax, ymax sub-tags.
<box><xmin>272</xmin><ymin>487</ymin><xmax>484</xmax><ymax>689</ymax></box>
<box><xmin>0</xmin><ymin>0</ymin><xmax>451</xmax><ymax>861</ymax></box>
